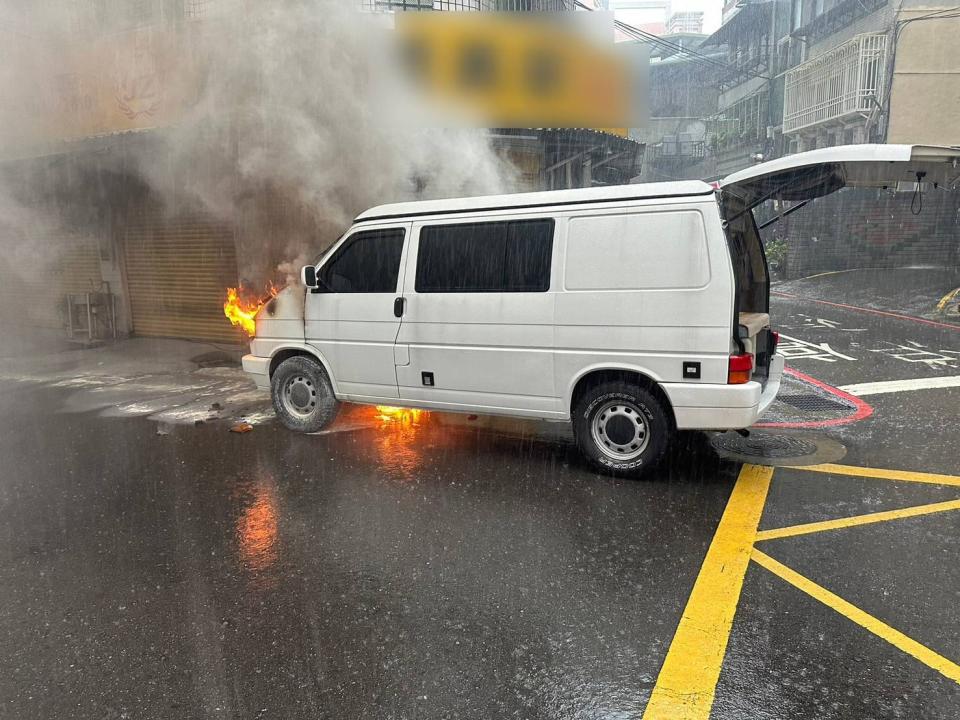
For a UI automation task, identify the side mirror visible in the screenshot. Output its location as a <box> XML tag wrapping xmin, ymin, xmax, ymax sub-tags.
<box><xmin>301</xmin><ymin>265</ymin><xmax>318</xmax><ymax>289</ymax></box>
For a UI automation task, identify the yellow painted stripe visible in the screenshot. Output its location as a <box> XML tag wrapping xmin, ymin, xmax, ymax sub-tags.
<box><xmin>936</xmin><ymin>286</ymin><xmax>959</xmax><ymax>312</ymax></box>
<box><xmin>756</xmin><ymin>499</ymin><xmax>960</xmax><ymax>541</ymax></box>
<box><xmin>752</xmin><ymin>549</ymin><xmax>960</xmax><ymax>684</ymax></box>
<box><xmin>643</xmin><ymin>464</ymin><xmax>774</xmax><ymax>720</ymax></box>
<box><xmin>795</xmin><ymin>463</ymin><xmax>960</xmax><ymax>488</ymax></box>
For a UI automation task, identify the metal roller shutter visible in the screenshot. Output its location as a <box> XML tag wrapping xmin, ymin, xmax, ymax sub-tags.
<box><xmin>0</xmin><ymin>233</ymin><xmax>103</xmax><ymax>331</ymax></box>
<box><xmin>123</xmin><ymin>215</ymin><xmax>240</xmax><ymax>343</ymax></box>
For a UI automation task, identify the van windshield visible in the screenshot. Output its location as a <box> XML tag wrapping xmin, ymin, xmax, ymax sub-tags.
<box><xmin>721</xmin><ymin>193</ymin><xmax>769</xmax><ymax>316</ymax></box>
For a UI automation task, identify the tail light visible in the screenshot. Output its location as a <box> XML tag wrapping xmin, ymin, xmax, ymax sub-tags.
<box><xmin>770</xmin><ymin>330</ymin><xmax>780</xmax><ymax>351</ymax></box>
<box><xmin>728</xmin><ymin>353</ymin><xmax>754</xmax><ymax>384</ymax></box>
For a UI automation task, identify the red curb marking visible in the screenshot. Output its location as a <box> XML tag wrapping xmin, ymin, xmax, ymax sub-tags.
<box><xmin>772</xmin><ymin>291</ymin><xmax>960</xmax><ymax>332</ymax></box>
<box><xmin>756</xmin><ymin>366</ymin><xmax>874</xmax><ymax>429</ymax></box>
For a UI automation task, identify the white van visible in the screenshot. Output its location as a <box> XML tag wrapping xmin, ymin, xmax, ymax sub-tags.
<box><xmin>242</xmin><ymin>144</ymin><xmax>960</xmax><ymax>475</ymax></box>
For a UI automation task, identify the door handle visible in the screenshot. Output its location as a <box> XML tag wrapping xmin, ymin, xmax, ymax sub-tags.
<box><xmin>393</xmin><ymin>296</ymin><xmax>405</xmax><ymax>318</ymax></box>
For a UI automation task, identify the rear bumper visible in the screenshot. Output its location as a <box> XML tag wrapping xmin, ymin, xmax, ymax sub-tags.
<box><xmin>663</xmin><ymin>353</ymin><xmax>784</xmax><ymax>430</ymax></box>
<box><xmin>242</xmin><ymin>354</ymin><xmax>271</xmax><ymax>389</ymax></box>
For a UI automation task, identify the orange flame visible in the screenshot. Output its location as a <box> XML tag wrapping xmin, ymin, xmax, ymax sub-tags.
<box><xmin>375</xmin><ymin>405</ymin><xmax>424</xmax><ymax>424</ymax></box>
<box><xmin>224</xmin><ymin>284</ymin><xmax>278</xmax><ymax>337</ymax></box>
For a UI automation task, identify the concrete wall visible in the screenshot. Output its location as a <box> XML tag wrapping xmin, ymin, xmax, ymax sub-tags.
<box><xmin>887</xmin><ymin>10</ymin><xmax>960</xmax><ymax>145</ymax></box>
<box><xmin>718</xmin><ymin>75</ymin><xmax>767</xmax><ymax>110</ymax></box>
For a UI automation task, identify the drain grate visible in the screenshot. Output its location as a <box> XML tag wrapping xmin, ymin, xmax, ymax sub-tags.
<box><xmin>778</xmin><ymin>393</ymin><xmax>853</xmax><ymax>412</ymax></box>
<box><xmin>711</xmin><ymin>432</ymin><xmax>819</xmax><ymax>460</ymax></box>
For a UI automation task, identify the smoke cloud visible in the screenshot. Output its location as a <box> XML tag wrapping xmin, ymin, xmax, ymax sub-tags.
<box><xmin>0</xmin><ymin>0</ymin><xmax>515</xmax><ymax>289</ymax></box>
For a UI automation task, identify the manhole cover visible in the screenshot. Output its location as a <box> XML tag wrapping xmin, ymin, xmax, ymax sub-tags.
<box><xmin>713</xmin><ymin>432</ymin><xmax>817</xmax><ymax>458</ymax></box>
<box><xmin>710</xmin><ymin>431</ymin><xmax>846</xmax><ymax>467</ymax></box>
<box><xmin>778</xmin><ymin>393</ymin><xmax>854</xmax><ymax>412</ymax></box>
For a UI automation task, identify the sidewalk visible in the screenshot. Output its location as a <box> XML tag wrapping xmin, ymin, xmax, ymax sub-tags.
<box><xmin>0</xmin><ymin>332</ymin><xmax>263</xmax><ymax>428</ymax></box>
<box><xmin>774</xmin><ymin>267</ymin><xmax>960</xmax><ymax>324</ymax></box>
<box><xmin>1</xmin><ymin>330</ymin><xmax>244</xmax><ymax>377</ymax></box>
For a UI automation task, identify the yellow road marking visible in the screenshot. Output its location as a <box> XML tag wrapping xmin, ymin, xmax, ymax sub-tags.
<box><xmin>799</xmin><ymin>269</ymin><xmax>856</xmax><ymax>280</ymax></box>
<box><xmin>642</xmin><ymin>464</ymin><xmax>773</xmax><ymax>720</ymax></box>
<box><xmin>936</xmin><ymin>286</ymin><xmax>960</xmax><ymax>312</ymax></box>
<box><xmin>752</xmin><ymin>549</ymin><xmax>960</xmax><ymax>684</ymax></box>
<box><xmin>795</xmin><ymin>463</ymin><xmax>960</xmax><ymax>488</ymax></box>
<box><xmin>755</xmin><ymin>499</ymin><xmax>960</xmax><ymax>541</ymax></box>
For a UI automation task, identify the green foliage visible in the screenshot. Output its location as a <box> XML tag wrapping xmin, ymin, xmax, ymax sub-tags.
<box><xmin>764</xmin><ymin>235</ymin><xmax>788</xmax><ymax>277</ymax></box>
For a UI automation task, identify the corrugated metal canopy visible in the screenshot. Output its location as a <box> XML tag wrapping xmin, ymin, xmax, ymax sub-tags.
<box><xmin>700</xmin><ymin>2</ymin><xmax>773</xmax><ymax>48</ymax></box>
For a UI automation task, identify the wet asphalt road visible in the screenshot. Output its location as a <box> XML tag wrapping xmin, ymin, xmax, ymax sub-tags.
<box><xmin>0</xmin><ymin>383</ymin><xmax>735</xmax><ymax>719</ymax></box>
<box><xmin>0</xmin><ymin>268</ymin><xmax>958</xmax><ymax>719</ymax></box>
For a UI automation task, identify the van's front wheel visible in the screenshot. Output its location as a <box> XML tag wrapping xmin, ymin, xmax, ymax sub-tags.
<box><xmin>573</xmin><ymin>382</ymin><xmax>670</xmax><ymax>477</ymax></box>
<box><xmin>271</xmin><ymin>355</ymin><xmax>339</xmax><ymax>433</ymax></box>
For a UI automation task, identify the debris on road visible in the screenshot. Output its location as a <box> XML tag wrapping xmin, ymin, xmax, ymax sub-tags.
<box><xmin>229</xmin><ymin>422</ymin><xmax>254</xmax><ymax>433</ymax></box>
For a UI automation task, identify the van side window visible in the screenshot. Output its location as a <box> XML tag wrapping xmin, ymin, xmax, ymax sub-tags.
<box><xmin>416</xmin><ymin>219</ymin><xmax>553</xmax><ymax>293</ymax></box>
<box><xmin>320</xmin><ymin>228</ymin><xmax>405</xmax><ymax>293</ymax></box>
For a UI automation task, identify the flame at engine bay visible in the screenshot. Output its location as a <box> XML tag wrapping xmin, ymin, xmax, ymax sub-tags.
<box><xmin>224</xmin><ymin>284</ymin><xmax>278</xmax><ymax>337</ymax></box>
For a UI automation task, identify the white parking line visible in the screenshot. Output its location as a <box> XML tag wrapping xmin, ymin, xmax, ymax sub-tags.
<box><xmin>838</xmin><ymin>375</ymin><xmax>960</xmax><ymax>396</ymax></box>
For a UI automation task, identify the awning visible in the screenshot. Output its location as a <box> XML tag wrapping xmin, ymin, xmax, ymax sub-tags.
<box><xmin>700</xmin><ymin>2</ymin><xmax>773</xmax><ymax>48</ymax></box>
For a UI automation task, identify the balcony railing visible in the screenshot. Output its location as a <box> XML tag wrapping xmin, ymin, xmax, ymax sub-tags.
<box><xmin>783</xmin><ymin>32</ymin><xmax>886</xmax><ymax>134</ymax></box>
<box><xmin>659</xmin><ymin>138</ymin><xmax>705</xmax><ymax>159</ymax></box>
<box><xmin>719</xmin><ymin>42</ymin><xmax>771</xmax><ymax>87</ymax></box>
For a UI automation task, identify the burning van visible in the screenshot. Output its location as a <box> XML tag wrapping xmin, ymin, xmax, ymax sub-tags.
<box><xmin>238</xmin><ymin>145</ymin><xmax>960</xmax><ymax>476</ymax></box>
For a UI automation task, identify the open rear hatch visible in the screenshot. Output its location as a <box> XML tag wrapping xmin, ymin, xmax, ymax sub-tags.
<box><xmin>720</xmin><ymin>144</ymin><xmax>960</xmax><ymax>205</ymax></box>
<box><xmin>718</xmin><ymin>144</ymin><xmax>960</xmax><ymax>384</ymax></box>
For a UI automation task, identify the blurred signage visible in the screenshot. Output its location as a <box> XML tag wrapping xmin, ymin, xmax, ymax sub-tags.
<box><xmin>394</xmin><ymin>12</ymin><xmax>647</xmax><ymax>132</ymax></box>
<box><xmin>3</xmin><ymin>28</ymin><xmax>197</xmax><ymax>151</ymax></box>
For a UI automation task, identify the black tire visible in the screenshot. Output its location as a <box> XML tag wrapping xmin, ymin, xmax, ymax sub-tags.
<box><xmin>270</xmin><ymin>355</ymin><xmax>339</xmax><ymax>433</ymax></box>
<box><xmin>573</xmin><ymin>381</ymin><xmax>671</xmax><ymax>477</ymax></box>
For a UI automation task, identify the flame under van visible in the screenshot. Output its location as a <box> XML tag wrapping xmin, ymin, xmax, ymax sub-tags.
<box><xmin>242</xmin><ymin>144</ymin><xmax>960</xmax><ymax>475</ymax></box>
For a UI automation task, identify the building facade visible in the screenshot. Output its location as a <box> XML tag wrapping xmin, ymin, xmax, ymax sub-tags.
<box><xmin>775</xmin><ymin>0</ymin><xmax>960</xmax><ymax>275</ymax></box>
<box><xmin>692</xmin><ymin>0</ymin><xmax>960</xmax><ymax>276</ymax></box>
<box><xmin>632</xmin><ymin>33</ymin><xmax>722</xmax><ymax>182</ymax></box>
<box><xmin>360</xmin><ymin>1</ymin><xmax>575</xmax><ymax>9</ymax></box>
<box><xmin>699</xmin><ymin>2</ymin><xmax>779</xmax><ymax>176</ymax></box>
<box><xmin>667</xmin><ymin>11</ymin><xmax>704</xmax><ymax>34</ymax></box>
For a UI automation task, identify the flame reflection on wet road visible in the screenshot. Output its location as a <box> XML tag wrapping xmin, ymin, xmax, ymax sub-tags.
<box><xmin>236</xmin><ymin>472</ymin><xmax>281</xmax><ymax>586</ymax></box>
<box><xmin>373</xmin><ymin>406</ymin><xmax>430</xmax><ymax>481</ymax></box>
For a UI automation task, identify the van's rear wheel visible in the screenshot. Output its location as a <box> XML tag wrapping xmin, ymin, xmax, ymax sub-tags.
<box><xmin>573</xmin><ymin>382</ymin><xmax>670</xmax><ymax>477</ymax></box>
<box><xmin>271</xmin><ymin>355</ymin><xmax>339</xmax><ymax>433</ymax></box>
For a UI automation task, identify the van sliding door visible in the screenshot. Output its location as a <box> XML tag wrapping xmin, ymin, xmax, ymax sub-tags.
<box><xmin>395</xmin><ymin>217</ymin><xmax>559</xmax><ymax>415</ymax></box>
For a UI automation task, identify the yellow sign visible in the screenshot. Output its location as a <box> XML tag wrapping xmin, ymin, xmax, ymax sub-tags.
<box><xmin>395</xmin><ymin>13</ymin><xmax>644</xmax><ymax>130</ymax></box>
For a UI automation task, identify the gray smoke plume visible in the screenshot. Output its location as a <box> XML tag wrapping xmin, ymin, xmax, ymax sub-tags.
<box><xmin>0</xmin><ymin>0</ymin><xmax>514</xmax><ymax>288</ymax></box>
<box><xmin>136</xmin><ymin>0</ymin><xmax>515</xmax><ymax>285</ymax></box>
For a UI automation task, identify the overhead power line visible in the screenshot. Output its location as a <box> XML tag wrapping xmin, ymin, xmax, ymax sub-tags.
<box><xmin>573</xmin><ymin>0</ymin><xmax>771</xmax><ymax>82</ymax></box>
<box><xmin>614</xmin><ymin>20</ymin><xmax>735</xmax><ymax>73</ymax></box>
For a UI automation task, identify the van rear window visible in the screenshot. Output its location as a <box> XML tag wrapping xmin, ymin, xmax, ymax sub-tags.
<box><xmin>416</xmin><ymin>219</ymin><xmax>554</xmax><ymax>293</ymax></box>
